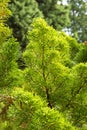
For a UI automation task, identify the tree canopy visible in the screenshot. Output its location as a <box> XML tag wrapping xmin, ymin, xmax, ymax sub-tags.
<box><xmin>0</xmin><ymin>1</ymin><xmax>87</xmax><ymax>130</ymax></box>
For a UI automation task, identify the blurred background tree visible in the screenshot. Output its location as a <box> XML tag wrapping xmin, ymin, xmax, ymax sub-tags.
<box><xmin>36</xmin><ymin>0</ymin><xmax>70</xmax><ymax>30</ymax></box>
<box><xmin>7</xmin><ymin>0</ymin><xmax>87</xmax><ymax>46</ymax></box>
<box><xmin>7</xmin><ymin>0</ymin><xmax>43</xmax><ymax>50</ymax></box>
<box><xmin>67</xmin><ymin>0</ymin><xmax>87</xmax><ymax>42</ymax></box>
<box><xmin>7</xmin><ymin>0</ymin><xmax>70</xmax><ymax>50</ymax></box>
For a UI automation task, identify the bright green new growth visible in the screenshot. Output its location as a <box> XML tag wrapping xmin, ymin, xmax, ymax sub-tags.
<box><xmin>0</xmin><ymin>88</ymin><xmax>76</xmax><ymax>130</ymax></box>
<box><xmin>0</xmin><ymin>38</ymin><xmax>23</xmax><ymax>87</ymax></box>
<box><xmin>70</xmin><ymin>63</ymin><xmax>87</xmax><ymax>126</ymax></box>
<box><xmin>0</xmin><ymin>0</ymin><xmax>23</xmax><ymax>88</ymax></box>
<box><xmin>0</xmin><ymin>0</ymin><xmax>11</xmax><ymax>22</ymax></box>
<box><xmin>23</xmin><ymin>18</ymin><xmax>71</xmax><ymax>108</ymax></box>
<box><xmin>23</xmin><ymin>18</ymin><xmax>87</xmax><ymax>128</ymax></box>
<box><xmin>0</xmin><ymin>0</ymin><xmax>11</xmax><ymax>44</ymax></box>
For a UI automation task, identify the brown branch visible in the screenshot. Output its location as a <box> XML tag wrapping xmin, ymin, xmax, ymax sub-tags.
<box><xmin>0</xmin><ymin>96</ymin><xmax>14</xmax><ymax>116</ymax></box>
<box><xmin>46</xmin><ymin>88</ymin><xmax>52</xmax><ymax>109</ymax></box>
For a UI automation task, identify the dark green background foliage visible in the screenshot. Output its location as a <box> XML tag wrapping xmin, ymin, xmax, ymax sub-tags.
<box><xmin>7</xmin><ymin>0</ymin><xmax>43</xmax><ymax>49</ymax></box>
<box><xmin>67</xmin><ymin>0</ymin><xmax>87</xmax><ymax>42</ymax></box>
<box><xmin>36</xmin><ymin>0</ymin><xmax>70</xmax><ymax>30</ymax></box>
<box><xmin>7</xmin><ymin>0</ymin><xmax>87</xmax><ymax>47</ymax></box>
<box><xmin>7</xmin><ymin>0</ymin><xmax>70</xmax><ymax>49</ymax></box>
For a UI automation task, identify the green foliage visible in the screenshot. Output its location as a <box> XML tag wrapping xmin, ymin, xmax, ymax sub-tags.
<box><xmin>0</xmin><ymin>23</ymin><xmax>11</xmax><ymax>45</ymax></box>
<box><xmin>26</xmin><ymin>18</ymin><xmax>70</xmax><ymax>65</ymax></box>
<box><xmin>64</xmin><ymin>35</ymin><xmax>81</xmax><ymax>67</ymax></box>
<box><xmin>0</xmin><ymin>0</ymin><xmax>11</xmax><ymax>45</ymax></box>
<box><xmin>75</xmin><ymin>44</ymin><xmax>87</xmax><ymax>63</ymax></box>
<box><xmin>23</xmin><ymin>18</ymin><xmax>72</xmax><ymax>108</ymax></box>
<box><xmin>0</xmin><ymin>0</ymin><xmax>23</xmax><ymax>88</ymax></box>
<box><xmin>54</xmin><ymin>32</ymin><xmax>80</xmax><ymax>67</ymax></box>
<box><xmin>0</xmin><ymin>38</ymin><xmax>23</xmax><ymax>87</ymax></box>
<box><xmin>0</xmin><ymin>88</ymin><xmax>77</xmax><ymax>130</ymax></box>
<box><xmin>66</xmin><ymin>36</ymin><xmax>80</xmax><ymax>60</ymax></box>
<box><xmin>23</xmin><ymin>18</ymin><xmax>87</xmax><ymax>129</ymax></box>
<box><xmin>0</xmin><ymin>1</ymin><xmax>86</xmax><ymax>128</ymax></box>
<box><xmin>0</xmin><ymin>0</ymin><xmax>11</xmax><ymax>22</ymax></box>
<box><xmin>66</xmin><ymin>63</ymin><xmax>87</xmax><ymax>127</ymax></box>
<box><xmin>36</xmin><ymin>0</ymin><xmax>70</xmax><ymax>30</ymax></box>
<box><xmin>67</xmin><ymin>0</ymin><xmax>87</xmax><ymax>42</ymax></box>
<box><xmin>7</xmin><ymin>0</ymin><xmax>43</xmax><ymax>49</ymax></box>
<box><xmin>7</xmin><ymin>0</ymin><xmax>70</xmax><ymax>49</ymax></box>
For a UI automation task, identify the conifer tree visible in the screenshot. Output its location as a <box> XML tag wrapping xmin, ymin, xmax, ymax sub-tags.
<box><xmin>7</xmin><ymin>0</ymin><xmax>70</xmax><ymax>50</ymax></box>
<box><xmin>36</xmin><ymin>0</ymin><xmax>70</xmax><ymax>30</ymax></box>
<box><xmin>7</xmin><ymin>0</ymin><xmax>43</xmax><ymax>49</ymax></box>
<box><xmin>0</xmin><ymin>0</ymin><xmax>11</xmax><ymax>44</ymax></box>
<box><xmin>69</xmin><ymin>63</ymin><xmax>87</xmax><ymax>127</ymax></box>
<box><xmin>23</xmin><ymin>18</ymin><xmax>71</xmax><ymax>108</ymax></box>
<box><xmin>0</xmin><ymin>38</ymin><xmax>23</xmax><ymax>87</ymax></box>
<box><xmin>23</xmin><ymin>18</ymin><xmax>87</xmax><ymax>128</ymax></box>
<box><xmin>0</xmin><ymin>0</ymin><xmax>23</xmax><ymax>88</ymax></box>
<box><xmin>67</xmin><ymin>0</ymin><xmax>87</xmax><ymax>42</ymax></box>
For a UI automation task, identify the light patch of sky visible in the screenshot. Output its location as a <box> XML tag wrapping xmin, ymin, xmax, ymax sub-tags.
<box><xmin>62</xmin><ymin>0</ymin><xmax>68</xmax><ymax>5</ymax></box>
<box><xmin>57</xmin><ymin>0</ymin><xmax>68</xmax><ymax>5</ymax></box>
